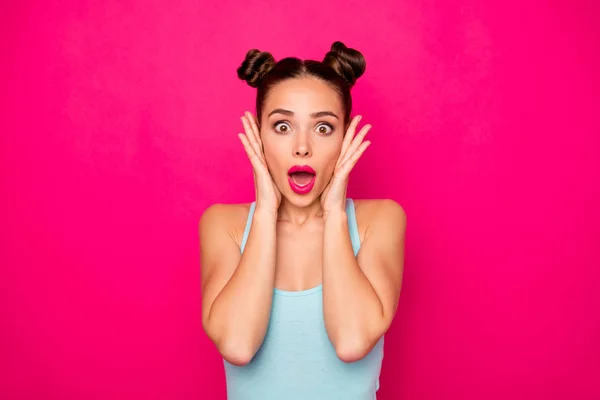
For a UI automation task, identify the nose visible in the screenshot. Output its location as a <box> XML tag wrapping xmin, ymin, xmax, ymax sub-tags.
<box><xmin>293</xmin><ymin>132</ymin><xmax>312</xmax><ymax>158</ymax></box>
<box><xmin>295</xmin><ymin>148</ymin><xmax>310</xmax><ymax>157</ymax></box>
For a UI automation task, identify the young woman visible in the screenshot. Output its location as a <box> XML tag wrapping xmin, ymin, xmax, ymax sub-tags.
<box><xmin>200</xmin><ymin>41</ymin><xmax>406</xmax><ymax>399</ymax></box>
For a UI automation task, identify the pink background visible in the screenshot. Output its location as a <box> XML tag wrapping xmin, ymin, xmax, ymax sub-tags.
<box><xmin>1</xmin><ymin>0</ymin><xmax>599</xmax><ymax>399</ymax></box>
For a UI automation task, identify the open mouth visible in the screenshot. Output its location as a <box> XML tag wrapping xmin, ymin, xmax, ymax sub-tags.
<box><xmin>288</xmin><ymin>165</ymin><xmax>316</xmax><ymax>194</ymax></box>
<box><xmin>289</xmin><ymin>171</ymin><xmax>315</xmax><ymax>186</ymax></box>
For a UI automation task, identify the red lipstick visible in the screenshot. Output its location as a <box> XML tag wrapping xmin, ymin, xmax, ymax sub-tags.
<box><xmin>287</xmin><ymin>165</ymin><xmax>316</xmax><ymax>195</ymax></box>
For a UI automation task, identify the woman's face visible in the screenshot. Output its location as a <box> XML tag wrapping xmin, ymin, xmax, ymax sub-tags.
<box><xmin>259</xmin><ymin>77</ymin><xmax>346</xmax><ymax>207</ymax></box>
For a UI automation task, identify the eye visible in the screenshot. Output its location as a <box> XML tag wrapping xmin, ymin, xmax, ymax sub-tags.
<box><xmin>316</xmin><ymin>123</ymin><xmax>334</xmax><ymax>135</ymax></box>
<box><xmin>273</xmin><ymin>121</ymin><xmax>292</xmax><ymax>134</ymax></box>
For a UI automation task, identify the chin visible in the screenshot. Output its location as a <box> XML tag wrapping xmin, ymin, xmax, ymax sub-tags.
<box><xmin>281</xmin><ymin>192</ymin><xmax>318</xmax><ymax>208</ymax></box>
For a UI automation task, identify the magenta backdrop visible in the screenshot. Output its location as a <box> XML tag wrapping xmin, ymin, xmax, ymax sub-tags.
<box><xmin>1</xmin><ymin>0</ymin><xmax>599</xmax><ymax>399</ymax></box>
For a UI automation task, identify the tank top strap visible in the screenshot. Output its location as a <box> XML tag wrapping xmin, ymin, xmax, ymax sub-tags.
<box><xmin>240</xmin><ymin>202</ymin><xmax>256</xmax><ymax>253</ymax></box>
<box><xmin>345</xmin><ymin>198</ymin><xmax>361</xmax><ymax>256</ymax></box>
<box><xmin>240</xmin><ymin>199</ymin><xmax>360</xmax><ymax>255</ymax></box>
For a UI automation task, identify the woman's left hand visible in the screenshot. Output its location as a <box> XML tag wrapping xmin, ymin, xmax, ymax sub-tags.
<box><xmin>320</xmin><ymin>115</ymin><xmax>372</xmax><ymax>216</ymax></box>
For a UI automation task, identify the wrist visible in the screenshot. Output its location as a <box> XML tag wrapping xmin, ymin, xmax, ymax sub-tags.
<box><xmin>323</xmin><ymin>209</ymin><xmax>347</xmax><ymax>223</ymax></box>
<box><xmin>253</xmin><ymin>206</ymin><xmax>279</xmax><ymax>221</ymax></box>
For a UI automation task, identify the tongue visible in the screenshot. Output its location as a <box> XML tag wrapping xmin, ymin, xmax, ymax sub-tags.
<box><xmin>290</xmin><ymin>172</ymin><xmax>314</xmax><ymax>186</ymax></box>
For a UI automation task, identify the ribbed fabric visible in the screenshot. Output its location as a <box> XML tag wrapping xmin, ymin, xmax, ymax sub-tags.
<box><xmin>223</xmin><ymin>199</ymin><xmax>384</xmax><ymax>400</ymax></box>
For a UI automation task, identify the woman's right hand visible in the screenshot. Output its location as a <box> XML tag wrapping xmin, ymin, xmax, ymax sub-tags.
<box><xmin>238</xmin><ymin>111</ymin><xmax>282</xmax><ymax>213</ymax></box>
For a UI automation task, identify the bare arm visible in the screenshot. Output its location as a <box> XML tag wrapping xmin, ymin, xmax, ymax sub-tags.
<box><xmin>322</xmin><ymin>199</ymin><xmax>406</xmax><ymax>363</ymax></box>
<box><xmin>200</xmin><ymin>204</ymin><xmax>278</xmax><ymax>366</ymax></box>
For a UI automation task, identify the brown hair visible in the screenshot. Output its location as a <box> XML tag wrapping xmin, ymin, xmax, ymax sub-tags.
<box><xmin>236</xmin><ymin>41</ymin><xmax>366</xmax><ymax>126</ymax></box>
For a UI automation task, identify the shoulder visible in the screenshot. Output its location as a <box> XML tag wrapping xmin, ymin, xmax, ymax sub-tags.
<box><xmin>199</xmin><ymin>202</ymin><xmax>253</xmax><ymax>248</ymax></box>
<box><xmin>352</xmin><ymin>199</ymin><xmax>406</xmax><ymax>240</ymax></box>
<box><xmin>200</xmin><ymin>202</ymin><xmax>252</xmax><ymax>225</ymax></box>
<box><xmin>353</xmin><ymin>198</ymin><xmax>406</xmax><ymax>219</ymax></box>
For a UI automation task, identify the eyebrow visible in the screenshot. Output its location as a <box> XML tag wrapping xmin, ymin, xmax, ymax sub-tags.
<box><xmin>267</xmin><ymin>108</ymin><xmax>339</xmax><ymax>120</ymax></box>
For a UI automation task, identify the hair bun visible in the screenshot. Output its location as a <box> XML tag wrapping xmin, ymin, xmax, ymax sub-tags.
<box><xmin>237</xmin><ymin>49</ymin><xmax>276</xmax><ymax>88</ymax></box>
<box><xmin>323</xmin><ymin>41</ymin><xmax>366</xmax><ymax>87</ymax></box>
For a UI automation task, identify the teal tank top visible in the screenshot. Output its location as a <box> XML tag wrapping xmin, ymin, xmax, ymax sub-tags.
<box><xmin>223</xmin><ymin>199</ymin><xmax>385</xmax><ymax>400</ymax></box>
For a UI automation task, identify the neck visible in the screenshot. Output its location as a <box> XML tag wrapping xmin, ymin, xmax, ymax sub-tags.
<box><xmin>277</xmin><ymin>197</ymin><xmax>325</xmax><ymax>225</ymax></box>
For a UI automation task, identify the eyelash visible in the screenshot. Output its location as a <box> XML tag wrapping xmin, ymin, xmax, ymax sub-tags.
<box><xmin>273</xmin><ymin>121</ymin><xmax>335</xmax><ymax>135</ymax></box>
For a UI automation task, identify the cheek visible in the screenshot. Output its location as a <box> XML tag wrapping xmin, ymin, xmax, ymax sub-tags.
<box><xmin>319</xmin><ymin>146</ymin><xmax>342</xmax><ymax>175</ymax></box>
<box><xmin>262</xmin><ymin>142</ymin><xmax>285</xmax><ymax>171</ymax></box>
<box><xmin>327</xmin><ymin>141</ymin><xmax>344</xmax><ymax>163</ymax></box>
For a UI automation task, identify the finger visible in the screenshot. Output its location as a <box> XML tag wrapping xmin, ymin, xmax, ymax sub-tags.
<box><xmin>339</xmin><ymin>123</ymin><xmax>372</xmax><ymax>167</ymax></box>
<box><xmin>241</xmin><ymin>116</ymin><xmax>264</xmax><ymax>162</ymax></box>
<box><xmin>339</xmin><ymin>115</ymin><xmax>361</xmax><ymax>158</ymax></box>
<box><xmin>241</xmin><ymin>116</ymin><xmax>261</xmax><ymax>155</ymax></box>
<box><xmin>339</xmin><ymin>140</ymin><xmax>371</xmax><ymax>175</ymax></box>
<box><xmin>238</xmin><ymin>133</ymin><xmax>265</xmax><ymax>172</ymax></box>
<box><xmin>245</xmin><ymin>111</ymin><xmax>262</xmax><ymax>142</ymax></box>
<box><xmin>246</xmin><ymin>112</ymin><xmax>266</xmax><ymax>160</ymax></box>
<box><xmin>337</xmin><ymin>115</ymin><xmax>362</xmax><ymax>168</ymax></box>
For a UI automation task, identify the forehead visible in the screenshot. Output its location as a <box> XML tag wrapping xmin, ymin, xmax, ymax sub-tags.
<box><xmin>263</xmin><ymin>77</ymin><xmax>343</xmax><ymax>116</ymax></box>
